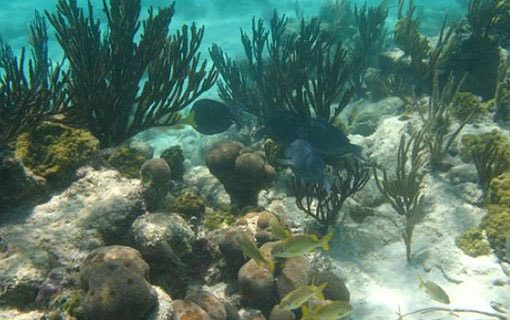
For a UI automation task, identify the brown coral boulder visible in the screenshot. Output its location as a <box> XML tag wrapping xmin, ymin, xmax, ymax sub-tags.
<box><xmin>315</xmin><ymin>270</ymin><xmax>350</xmax><ymax>302</ymax></box>
<box><xmin>269</xmin><ymin>305</ymin><xmax>295</xmax><ymax>320</ymax></box>
<box><xmin>205</xmin><ymin>141</ymin><xmax>275</xmax><ymax>208</ymax></box>
<box><xmin>205</xmin><ymin>141</ymin><xmax>243</xmax><ymax>178</ymax></box>
<box><xmin>79</xmin><ymin>246</ymin><xmax>157</xmax><ymax>320</ymax></box>
<box><xmin>173</xmin><ymin>299</ymin><xmax>212</xmax><ymax>320</ymax></box>
<box><xmin>238</xmin><ymin>257</ymin><xmax>277</xmax><ymax>310</ymax></box>
<box><xmin>275</xmin><ymin>257</ymin><xmax>311</xmax><ymax>299</ymax></box>
<box><xmin>185</xmin><ymin>289</ymin><xmax>227</xmax><ymax>320</ymax></box>
<box><xmin>218</xmin><ymin>228</ymin><xmax>246</xmax><ymax>276</ymax></box>
<box><xmin>141</xmin><ymin>158</ymin><xmax>172</xmax><ymax>212</ymax></box>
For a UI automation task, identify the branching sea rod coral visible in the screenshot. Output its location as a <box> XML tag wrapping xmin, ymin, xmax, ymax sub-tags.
<box><xmin>0</xmin><ymin>13</ymin><xmax>67</xmax><ymax>150</ymax></box>
<box><xmin>288</xmin><ymin>158</ymin><xmax>369</xmax><ymax>231</ymax></box>
<box><xmin>373</xmin><ymin>131</ymin><xmax>427</xmax><ymax>262</ymax></box>
<box><xmin>210</xmin><ymin>10</ymin><xmax>355</xmax><ymax>123</ymax></box>
<box><xmin>47</xmin><ymin>0</ymin><xmax>217</xmax><ymax>147</ymax></box>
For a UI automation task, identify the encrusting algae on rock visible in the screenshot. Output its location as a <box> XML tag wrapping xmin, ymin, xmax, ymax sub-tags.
<box><xmin>15</xmin><ymin>122</ymin><xmax>99</xmax><ymax>186</ymax></box>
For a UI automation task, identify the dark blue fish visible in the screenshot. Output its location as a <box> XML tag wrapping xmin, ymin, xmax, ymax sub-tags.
<box><xmin>298</xmin><ymin>118</ymin><xmax>363</xmax><ymax>158</ymax></box>
<box><xmin>265</xmin><ymin>110</ymin><xmax>307</xmax><ymax>145</ymax></box>
<box><xmin>184</xmin><ymin>99</ymin><xmax>241</xmax><ymax>135</ymax></box>
<box><xmin>281</xmin><ymin>139</ymin><xmax>331</xmax><ymax>191</ymax></box>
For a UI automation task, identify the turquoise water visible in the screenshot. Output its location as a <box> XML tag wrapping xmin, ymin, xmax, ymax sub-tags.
<box><xmin>0</xmin><ymin>0</ymin><xmax>466</xmax><ymax>59</ymax></box>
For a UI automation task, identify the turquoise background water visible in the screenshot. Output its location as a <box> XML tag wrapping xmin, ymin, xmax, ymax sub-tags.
<box><xmin>0</xmin><ymin>0</ymin><xmax>466</xmax><ymax>61</ymax></box>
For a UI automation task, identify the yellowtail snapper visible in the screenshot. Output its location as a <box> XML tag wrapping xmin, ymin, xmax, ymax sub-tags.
<box><xmin>236</xmin><ymin>230</ymin><xmax>275</xmax><ymax>272</ymax></box>
<box><xmin>270</xmin><ymin>217</ymin><xmax>292</xmax><ymax>240</ymax></box>
<box><xmin>279</xmin><ymin>283</ymin><xmax>327</xmax><ymax>310</ymax></box>
<box><xmin>271</xmin><ymin>229</ymin><xmax>334</xmax><ymax>258</ymax></box>
<box><xmin>301</xmin><ymin>300</ymin><xmax>353</xmax><ymax>320</ymax></box>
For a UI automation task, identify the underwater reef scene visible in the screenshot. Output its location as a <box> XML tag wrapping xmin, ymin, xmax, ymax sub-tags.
<box><xmin>1</xmin><ymin>0</ymin><xmax>510</xmax><ymax>319</ymax></box>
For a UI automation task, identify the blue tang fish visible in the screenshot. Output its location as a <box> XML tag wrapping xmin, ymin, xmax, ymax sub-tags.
<box><xmin>298</xmin><ymin>118</ymin><xmax>363</xmax><ymax>158</ymax></box>
<box><xmin>281</xmin><ymin>139</ymin><xmax>331</xmax><ymax>191</ymax></box>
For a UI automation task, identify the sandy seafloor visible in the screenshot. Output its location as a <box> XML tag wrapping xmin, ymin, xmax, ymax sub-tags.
<box><xmin>1</xmin><ymin>0</ymin><xmax>509</xmax><ymax>319</ymax></box>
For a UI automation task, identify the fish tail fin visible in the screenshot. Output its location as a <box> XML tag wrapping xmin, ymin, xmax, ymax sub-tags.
<box><xmin>418</xmin><ymin>276</ymin><xmax>425</xmax><ymax>289</ymax></box>
<box><xmin>181</xmin><ymin>111</ymin><xmax>195</xmax><ymax>127</ymax></box>
<box><xmin>267</xmin><ymin>259</ymin><xmax>275</xmax><ymax>273</ymax></box>
<box><xmin>315</xmin><ymin>283</ymin><xmax>327</xmax><ymax>300</ymax></box>
<box><xmin>229</xmin><ymin>105</ymin><xmax>244</xmax><ymax>128</ymax></box>
<box><xmin>301</xmin><ymin>305</ymin><xmax>311</xmax><ymax>320</ymax></box>
<box><xmin>349</xmin><ymin>143</ymin><xmax>364</xmax><ymax>159</ymax></box>
<box><xmin>320</xmin><ymin>229</ymin><xmax>334</xmax><ymax>251</ymax></box>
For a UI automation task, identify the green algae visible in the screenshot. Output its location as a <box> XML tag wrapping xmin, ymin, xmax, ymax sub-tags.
<box><xmin>106</xmin><ymin>146</ymin><xmax>150</xmax><ymax>179</ymax></box>
<box><xmin>455</xmin><ymin>227</ymin><xmax>491</xmax><ymax>257</ymax></box>
<box><xmin>15</xmin><ymin>122</ymin><xmax>99</xmax><ymax>185</ymax></box>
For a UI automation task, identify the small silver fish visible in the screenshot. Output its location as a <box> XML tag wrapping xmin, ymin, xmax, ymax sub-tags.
<box><xmin>418</xmin><ymin>277</ymin><xmax>450</xmax><ymax>304</ymax></box>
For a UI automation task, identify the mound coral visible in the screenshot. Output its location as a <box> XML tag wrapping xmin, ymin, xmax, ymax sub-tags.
<box><xmin>79</xmin><ymin>246</ymin><xmax>157</xmax><ymax>320</ymax></box>
<box><xmin>140</xmin><ymin>158</ymin><xmax>171</xmax><ymax>212</ymax></box>
<box><xmin>206</xmin><ymin>140</ymin><xmax>275</xmax><ymax>208</ymax></box>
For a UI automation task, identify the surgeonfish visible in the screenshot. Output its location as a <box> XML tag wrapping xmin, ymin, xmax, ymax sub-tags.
<box><xmin>183</xmin><ymin>99</ymin><xmax>241</xmax><ymax>135</ymax></box>
<box><xmin>301</xmin><ymin>300</ymin><xmax>353</xmax><ymax>320</ymax></box>
<box><xmin>235</xmin><ymin>230</ymin><xmax>275</xmax><ymax>272</ymax></box>
<box><xmin>265</xmin><ymin>110</ymin><xmax>307</xmax><ymax>145</ymax></box>
<box><xmin>279</xmin><ymin>283</ymin><xmax>327</xmax><ymax>311</ymax></box>
<box><xmin>280</xmin><ymin>139</ymin><xmax>331</xmax><ymax>192</ymax></box>
<box><xmin>271</xmin><ymin>229</ymin><xmax>334</xmax><ymax>258</ymax></box>
<box><xmin>418</xmin><ymin>277</ymin><xmax>450</xmax><ymax>304</ymax></box>
<box><xmin>298</xmin><ymin>117</ymin><xmax>363</xmax><ymax>158</ymax></box>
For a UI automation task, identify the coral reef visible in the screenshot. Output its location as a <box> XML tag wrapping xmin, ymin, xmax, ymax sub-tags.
<box><xmin>204</xmin><ymin>208</ymin><xmax>236</xmax><ymax>231</ymax></box>
<box><xmin>160</xmin><ymin>145</ymin><xmax>186</xmax><ymax>182</ymax></box>
<box><xmin>185</xmin><ymin>289</ymin><xmax>232</xmax><ymax>320</ymax></box>
<box><xmin>170</xmin><ymin>190</ymin><xmax>206</xmax><ymax>218</ymax></box>
<box><xmin>106</xmin><ymin>146</ymin><xmax>150</xmax><ymax>179</ymax></box>
<box><xmin>206</xmin><ymin>141</ymin><xmax>275</xmax><ymax>208</ymax></box>
<box><xmin>0</xmin><ymin>156</ymin><xmax>49</xmax><ymax>212</ymax></box>
<box><xmin>140</xmin><ymin>158</ymin><xmax>171</xmax><ymax>212</ymax></box>
<box><xmin>173</xmin><ymin>299</ymin><xmax>210</xmax><ymax>320</ymax></box>
<box><xmin>131</xmin><ymin>212</ymin><xmax>195</xmax><ymax>295</ymax></box>
<box><xmin>14</xmin><ymin>122</ymin><xmax>99</xmax><ymax>186</ymax></box>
